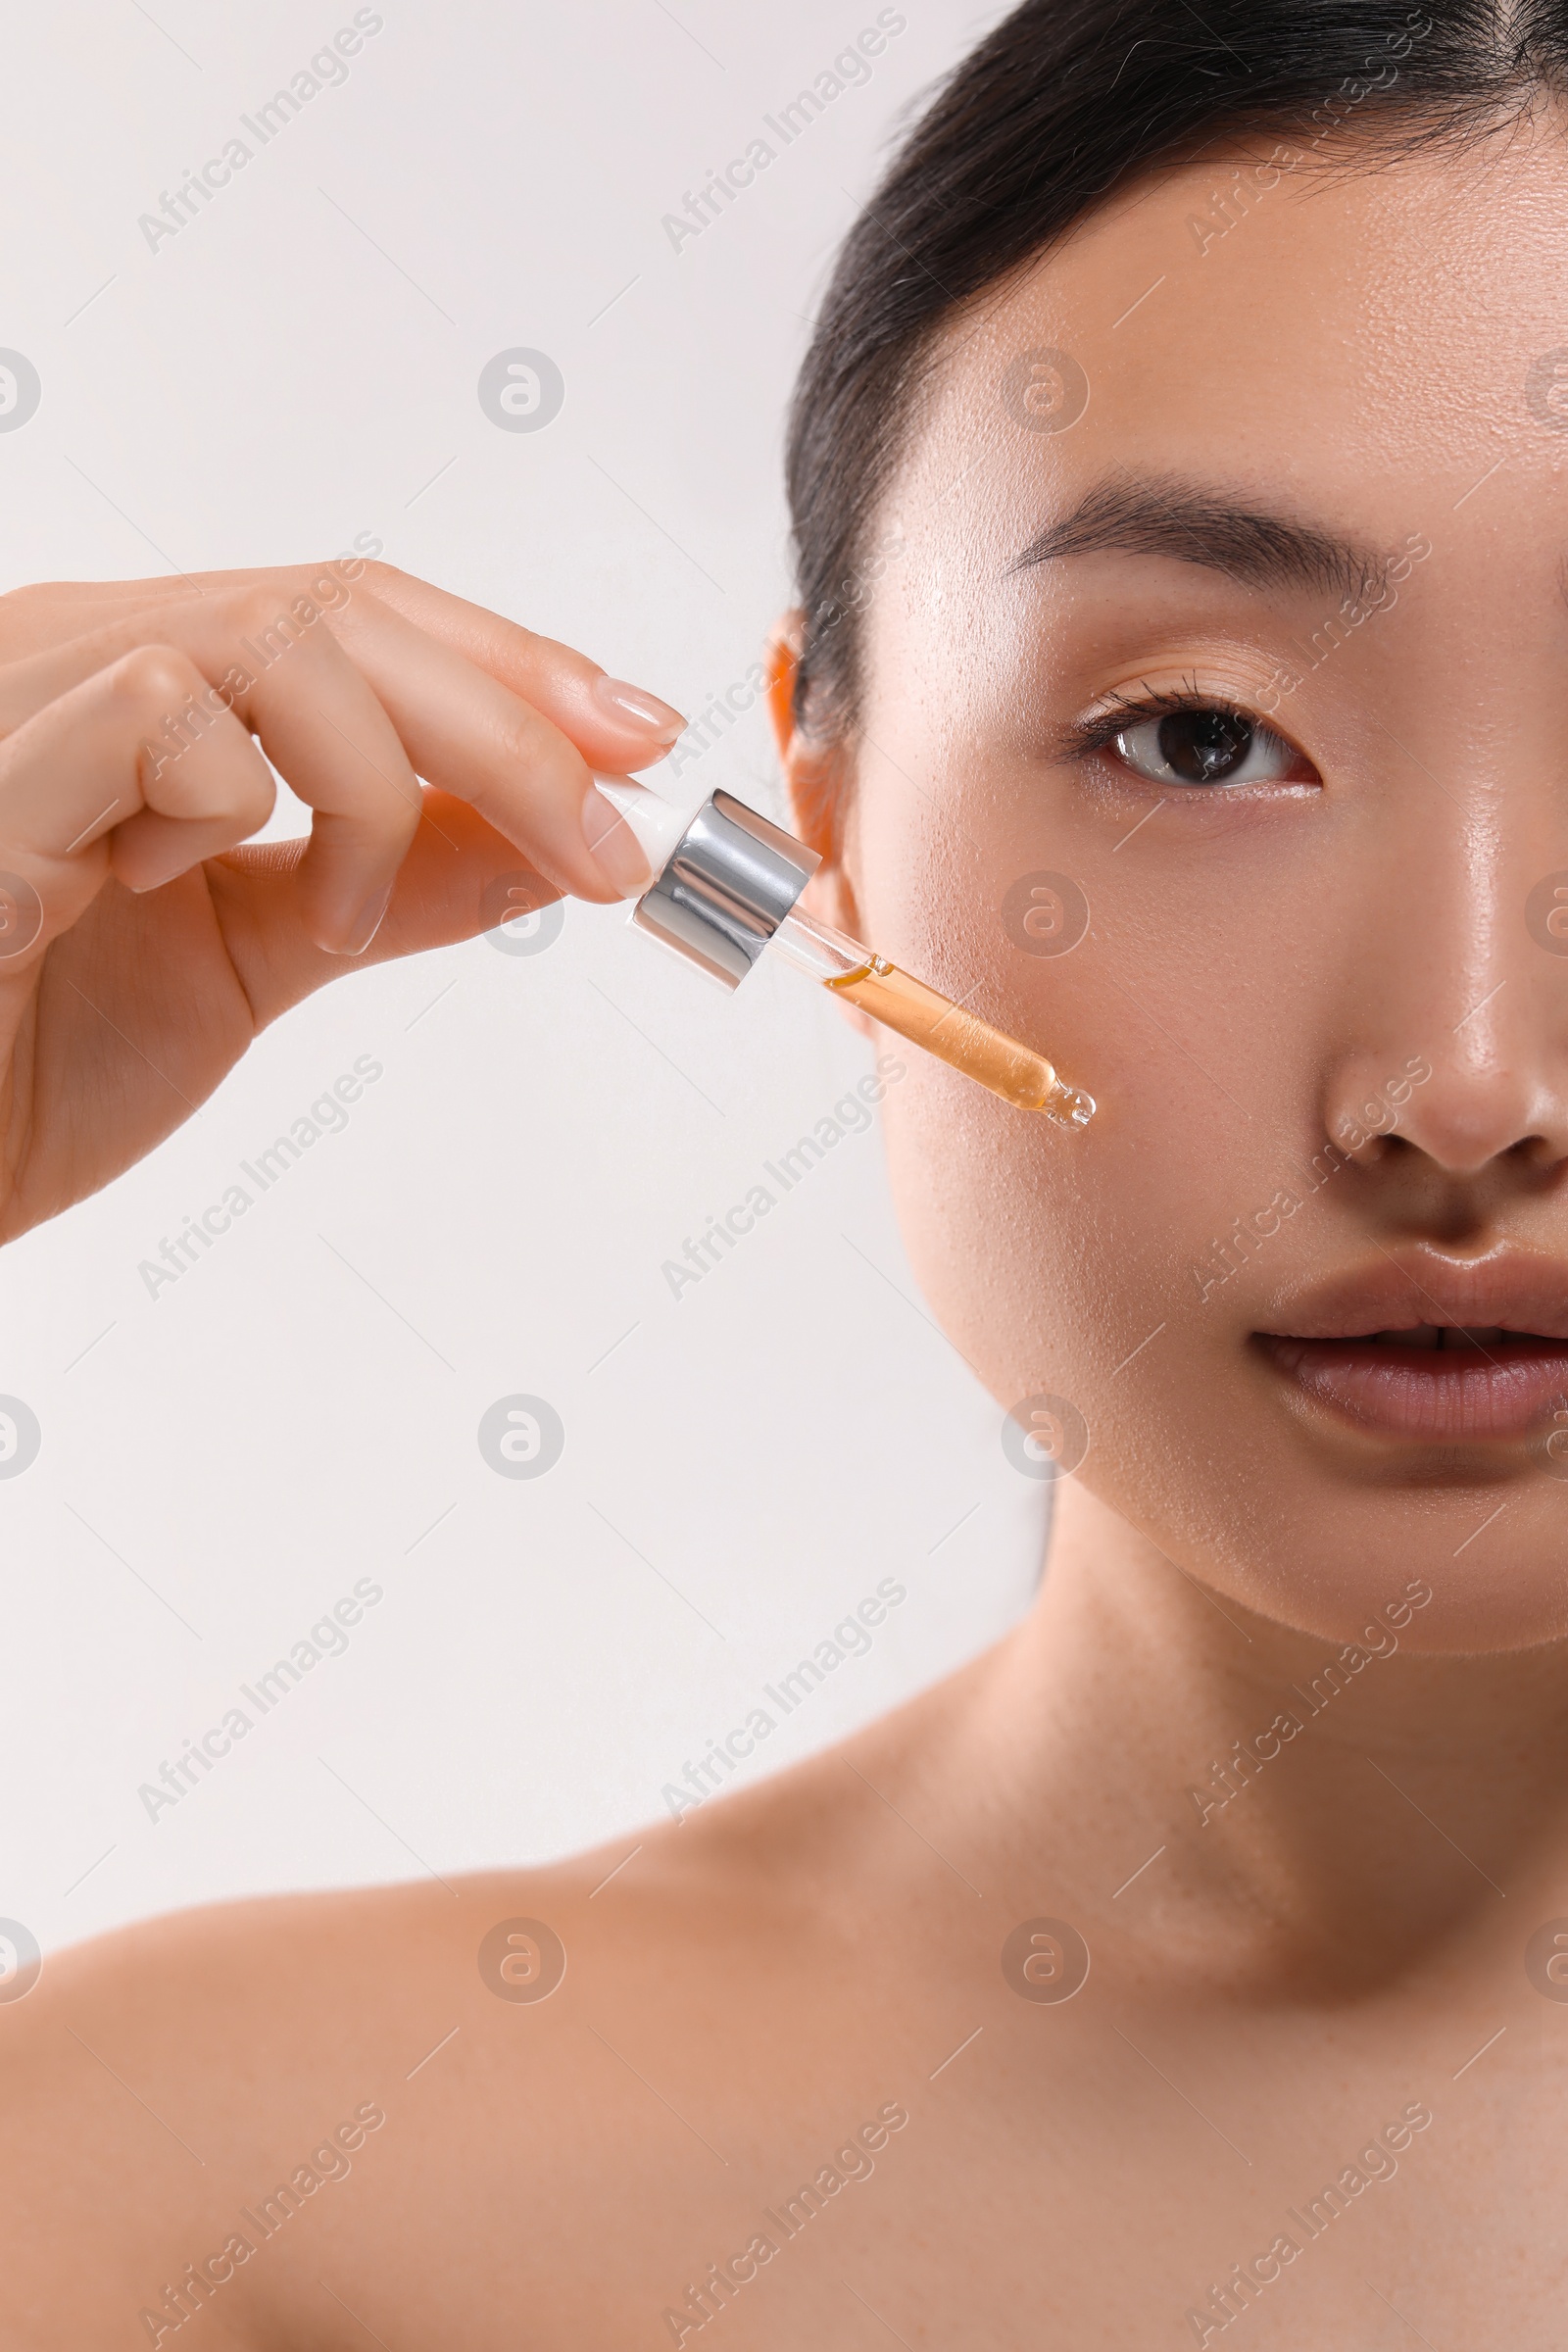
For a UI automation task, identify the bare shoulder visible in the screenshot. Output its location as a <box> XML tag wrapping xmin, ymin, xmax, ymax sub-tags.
<box><xmin>0</xmin><ymin>1878</ymin><xmax>450</xmax><ymax>2342</ymax></box>
<box><xmin>0</xmin><ymin>1658</ymin><xmax>997</xmax><ymax>2347</ymax></box>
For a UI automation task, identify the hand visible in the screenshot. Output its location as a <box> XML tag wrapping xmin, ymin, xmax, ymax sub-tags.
<box><xmin>0</xmin><ymin>557</ymin><xmax>685</xmax><ymax>1239</ymax></box>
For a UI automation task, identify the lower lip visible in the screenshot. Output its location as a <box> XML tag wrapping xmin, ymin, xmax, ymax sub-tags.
<box><xmin>1256</xmin><ymin>1335</ymin><xmax>1568</xmax><ymax>1442</ymax></box>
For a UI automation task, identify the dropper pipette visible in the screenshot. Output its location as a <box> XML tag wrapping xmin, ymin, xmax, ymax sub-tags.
<box><xmin>596</xmin><ymin>779</ymin><xmax>1096</xmax><ymax>1131</ymax></box>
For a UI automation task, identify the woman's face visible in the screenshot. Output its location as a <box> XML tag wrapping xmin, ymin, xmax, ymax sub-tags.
<box><xmin>808</xmin><ymin>124</ymin><xmax>1568</xmax><ymax>1654</ymax></box>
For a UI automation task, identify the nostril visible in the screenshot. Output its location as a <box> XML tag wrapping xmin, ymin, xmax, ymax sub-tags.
<box><xmin>1338</xmin><ymin>1125</ymin><xmax>1403</xmax><ymax>1166</ymax></box>
<box><xmin>1511</xmin><ymin>1133</ymin><xmax>1563</xmax><ymax>1168</ymax></box>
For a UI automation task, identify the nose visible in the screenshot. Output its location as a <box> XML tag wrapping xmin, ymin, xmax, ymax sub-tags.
<box><xmin>1322</xmin><ymin>832</ymin><xmax>1568</xmax><ymax>1181</ymax></box>
<box><xmin>1329</xmin><ymin>1042</ymin><xmax>1568</xmax><ymax>1175</ymax></box>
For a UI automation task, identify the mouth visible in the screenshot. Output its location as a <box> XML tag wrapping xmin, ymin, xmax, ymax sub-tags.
<box><xmin>1254</xmin><ymin>1255</ymin><xmax>1568</xmax><ymax>1444</ymax></box>
<box><xmin>1257</xmin><ymin>1329</ymin><xmax>1568</xmax><ymax>1442</ymax></box>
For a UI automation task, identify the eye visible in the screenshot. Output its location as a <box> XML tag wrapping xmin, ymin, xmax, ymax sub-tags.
<box><xmin>1109</xmin><ymin>704</ymin><xmax>1317</xmax><ymax>789</ymax></box>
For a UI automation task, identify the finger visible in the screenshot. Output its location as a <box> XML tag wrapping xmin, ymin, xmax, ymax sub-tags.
<box><xmin>207</xmin><ymin>789</ymin><xmax>555</xmax><ymax>1027</ymax></box>
<box><xmin>0</xmin><ymin>560</ymin><xmax>690</xmax><ymax>774</ymax></box>
<box><xmin>336</xmin><ymin>564</ymin><xmax>688</xmax><ymax>772</ymax></box>
<box><xmin>0</xmin><ymin>646</ymin><xmax>275</xmax><ymax>964</ymax></box>
<box><xmin>0</xmin><ymin>587</ymin><xmax>660</xmax><ymax>909</ymax></box>
<box><xmin>209</xmin><ymin>611</ymin><xmax>424</xmax><ymax>955</ymax></box>
<box><xmin>0</xmin><ymin>601</ymin><xmax>431</xmax><ymax>954</ymax></box>
<box><xmin>284</xmin><ymin>588</ymin><xmax>659</xmax><ymax>905</ymax></box>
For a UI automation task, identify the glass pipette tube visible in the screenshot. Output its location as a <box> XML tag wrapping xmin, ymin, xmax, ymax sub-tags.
<box><xmin>766</xmin><ymin>905</ymin><xmax>1096</xmax><ymax>1128</ymax></box>
<box><xmin>597</xmin><ymin>774</ymin><xmax>1097</xmax><ymax>1130</ymax></box>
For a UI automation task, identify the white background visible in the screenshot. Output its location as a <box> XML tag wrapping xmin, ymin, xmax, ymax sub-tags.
<box><xmin>0</xmin><ymin>0</ymin><xmax>1045</xmax><ymax>1957</ymax></box>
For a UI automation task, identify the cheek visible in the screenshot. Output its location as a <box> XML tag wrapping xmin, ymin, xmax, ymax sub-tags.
<box><xmin>879</xmin><ymin>1016</ymin><xmax>1242</xmax><ymax>1412</ymax></box>
<box><xmin>871</xmin><ymin>1055</ymin><xmax>1081</xmax><ymax>1389</ymax></box>
<box><xmin>860</xmin><ymin>790</ymin><xmax>1267</xmax><ymax>1430</ymax></box>
<box><xmin>880</xmin><ymin>1064</ymin><xmax>1085</xmax><ymax>1411</ymax></box>
<box><xmin>865</xmin><ymin>844</ymin><xmax>1307</xmax><ymax>1597</ymax></box>
<box><xmin>879</xmin><ymin>1065</ymin><xmax>1288</xmax><ymax>1601</ymax></box>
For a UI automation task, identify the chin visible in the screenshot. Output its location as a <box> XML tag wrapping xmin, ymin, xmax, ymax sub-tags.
<box><xmin>1109</xmin><ymin>1429</ymin><xmax>1568</xmax><ymax>1657</ymax></box>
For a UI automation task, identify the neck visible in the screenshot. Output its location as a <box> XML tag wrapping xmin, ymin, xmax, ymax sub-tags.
<box><xmin>990</xmin><ymin>1480</ymin><xmax>1568</xmax><ymax>1991</ymax></box>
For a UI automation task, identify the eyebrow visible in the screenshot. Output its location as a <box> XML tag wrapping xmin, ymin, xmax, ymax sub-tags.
<box><xmin>1009</xmin><ymin>472</ymin><xmax>1390</xmax><ymax>605</ymax></box>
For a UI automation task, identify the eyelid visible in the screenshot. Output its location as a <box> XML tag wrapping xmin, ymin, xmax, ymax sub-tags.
<box><xmin>1060</xmin><ymin>676</ymin><xmax>1311</xmax><ymax>766</ymax></box>
<box><xmin>1075</xmin><ymin>645</ymin><xmax>1290</xmax><ymax>719</ymax></box>
<box><xmin>1073</xmin><ymin>667</ymin><xmax>1277</xmax><ymax>735</ymax></box>
<box><xmin>1057</xmin><ymin>687</ymin><xmax>1322</xmax><ymax>794</ymax></box>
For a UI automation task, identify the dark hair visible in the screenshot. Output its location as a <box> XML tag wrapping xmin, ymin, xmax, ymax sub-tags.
<box><xmin>786</xmin><ymin>0</ymin><xmax>1553</xmax><ymax>762</ymax></box>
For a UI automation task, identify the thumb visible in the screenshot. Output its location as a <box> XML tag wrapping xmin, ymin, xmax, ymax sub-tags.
<box><xmin>207</xmin><ymin>790</ymin><xmax>559</xmax><ymax>1028</ymax></box>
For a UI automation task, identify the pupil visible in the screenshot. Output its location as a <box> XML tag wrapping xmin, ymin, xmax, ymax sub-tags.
<box><xmin>1157</xmin><ymin>709</ymin><xmax>1250</xmax><ymax>783</ymax></box>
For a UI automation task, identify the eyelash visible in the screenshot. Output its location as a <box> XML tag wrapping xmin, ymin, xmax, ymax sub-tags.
<box><xmin>1062</xmin><ymin>677</ymin><xmax>1261</xmax><ymax>763</ymax></box>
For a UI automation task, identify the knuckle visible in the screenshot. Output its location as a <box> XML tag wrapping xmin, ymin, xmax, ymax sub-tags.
<box><xmin>299</xmin><ymin>561</ymin><xmax>353</xmax><ymax>612</ymax></box>
<box><xmin>106</xmin><ymin>642</ymin><xmax>197</xmax><ymax>716</ymax></box>
<box><xmin>490</xmin><ymin>612</ymin><xmax>542</xmax><ymax>671</ymax></box>
<box><xmin>218</xmin><ymin>581</ymin><xmax>345</xmax><ymax>668</ymax></box>
<box><xmin>226</xmin><ymin>583</ymin><xmax>289</xmax><ymax>643</ymax></box>
<box><xmin>497</xmin><ymin>703</ymin><xmax>577</xmax><ymax>787</ymax></box>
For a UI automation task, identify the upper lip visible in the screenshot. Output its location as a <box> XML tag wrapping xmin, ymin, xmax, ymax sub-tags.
<box><xmin>1256</xmin><ymin>1247</ymin><xmax>1568</xmax><ymax>1343</ymax></box>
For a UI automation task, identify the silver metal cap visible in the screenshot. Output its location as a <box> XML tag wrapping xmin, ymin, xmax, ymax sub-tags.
<box><xmin>631</xmin><ymin>789</ymin><xmax>820</xmax><ymax>991</ymax></box>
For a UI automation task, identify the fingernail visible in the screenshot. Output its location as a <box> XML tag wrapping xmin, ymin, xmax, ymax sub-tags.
<box><xmin>591</xmin><ymin>673</ymin><xmax>686</xmax><ymax>744</ymax></box>
<box><xmin>332</xmin><ymin>881</ymin><xmax>392</xmax><ymax>957</ymax></box>
<box><xmin>581</xmin><ymin>786</ymin><xmax>655</xmax><ymax>897</ymax></box>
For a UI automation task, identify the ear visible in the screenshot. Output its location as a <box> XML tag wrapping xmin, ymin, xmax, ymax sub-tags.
<box><xmin>765</xmin><ymin>612</ymin><xmax>861</xmax><ymax>940</ymax></box>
